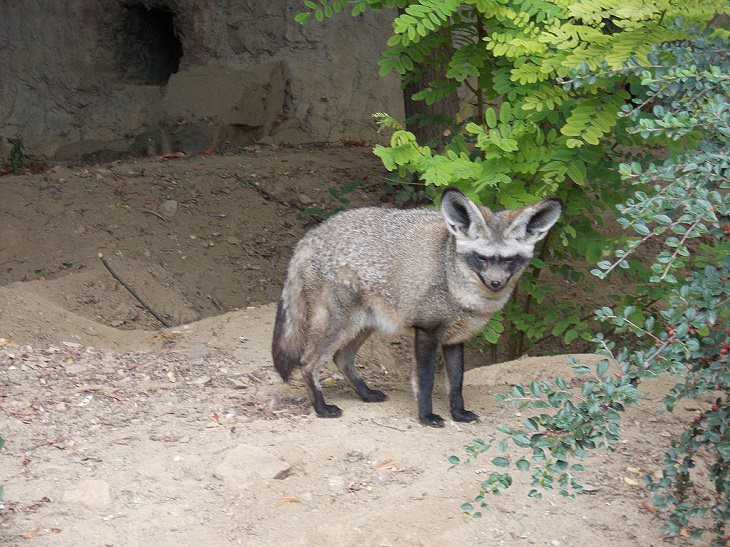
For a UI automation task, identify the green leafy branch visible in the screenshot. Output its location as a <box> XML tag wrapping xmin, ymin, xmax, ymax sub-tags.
<box><xmin>455</xmin><ymin>30</ymin><xmax>729</xmax><ymax>543</ymax></box>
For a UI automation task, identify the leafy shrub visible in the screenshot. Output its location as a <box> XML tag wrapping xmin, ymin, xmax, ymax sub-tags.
<box><xmin>453</xmin><ymin>29</ymin><xmax>729</xmax><ymax>543</ymax></box>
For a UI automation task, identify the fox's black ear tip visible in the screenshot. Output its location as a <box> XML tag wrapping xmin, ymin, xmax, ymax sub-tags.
<box><xmin>545</xmin><ymin>197</ymin><xmax>563</xmax><ymax>208</ymax></box>
<box><xmin>441</xmin><ymin>187</ymin><xmax>467</xmax><ymax>200</ymax></box>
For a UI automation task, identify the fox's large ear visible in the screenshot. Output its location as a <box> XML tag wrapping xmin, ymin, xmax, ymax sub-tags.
<box><xmin>505</xmin><ymin>198</ymin><xmax>562</xmax><ymax>245</ymax></box>
<box><xmin>441</xmin><ymin>188</ymin><xmax>488</xmax><ymax>239</ymax></box>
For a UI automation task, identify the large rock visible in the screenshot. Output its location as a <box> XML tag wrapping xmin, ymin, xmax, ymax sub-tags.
<box><xmin>161</xmin><ymin>63</ymin><xmax>286</xmax><ymax>154</ymax></box>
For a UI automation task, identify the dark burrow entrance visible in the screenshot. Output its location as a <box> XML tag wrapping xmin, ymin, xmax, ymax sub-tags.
<box><xmin>115</xmin><ymin>3</ymin><xmax>183</xmax><ymax>85</ymax></box>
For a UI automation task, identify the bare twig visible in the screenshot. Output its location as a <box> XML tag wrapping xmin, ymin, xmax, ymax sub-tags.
<box><xmin>141</xmin><ymin>209</ymin><xmax>169</xmax><ymax>222</ymax></box>
<box><xmin>233</xmin><ymin>173</ymin><xmax>306</xmax><ymax>211</ymax></box>
<box><xmin>98</xmin><ymin>253</ymin><xmax>172</xmax><ymax>328</ymax></box>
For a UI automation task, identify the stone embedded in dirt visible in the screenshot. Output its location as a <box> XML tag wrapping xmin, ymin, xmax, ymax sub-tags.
<box><xmin>62</xmin><ymin>479</ymin><xmax>112</xmax><ymax>509</ymax></box>
<box><xmin>213</xmin><ymin>443</ymin><xmax>290</xmax><ymax>491</ymax></box>
<box><xmin>159</xmin><ymin>199</ymin><xmax>179</xmax><ymax>218</ymax></box>
<box><xmin>297</xmin><ymin>193</ymin><xmax>314</xmax><ymax>206</ymax></box>
<box><xmin>186</xmin><ymin>344</ymin><xmax>211</xmax><ymax>360</ymax></box>
<box><xmin>226</xmin><ymin>236</ymin><xmax>241</xmax><ymax>245</ymax></box>
<box><xmin>188</xmin><ymin>375</ymin><xmax>212</xmax><ymax>386</ymax></box>
<box><xmin>110</xmin><ymin>304</ymin><xmax>138</xmax><ymax>327</ymax></box>
<box><xmin>65</xmin><ymin>362</ymin><xmax>91</xmax><ymax>376</ymax></box>
<box><xmin>327</xmin><ymin>475</ymin><xmax>347</xmax><ymax>495</ymax></box>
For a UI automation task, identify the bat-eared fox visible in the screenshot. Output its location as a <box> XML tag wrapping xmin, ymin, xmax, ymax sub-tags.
<box><xmin>272</xmin><ymin>187</ymin><xmax>562</xmax><ymax>427</ymax></box>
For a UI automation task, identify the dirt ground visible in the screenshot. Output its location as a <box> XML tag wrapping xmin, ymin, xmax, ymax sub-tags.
<box><xmin>0</xmin><ymin>147</ymin><xmax>703</xmax><ymax>545</ymax></box>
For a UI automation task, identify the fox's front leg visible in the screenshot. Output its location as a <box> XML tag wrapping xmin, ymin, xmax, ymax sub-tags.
<box><xmin>442</xmin><ymin>343</ymin><xmax>478</xmax><ymax>423</ymax></box>
<box><xmin>414</xmin><ymin>327</ymin><xmax>444</xmax><ymax>427</ymax></box>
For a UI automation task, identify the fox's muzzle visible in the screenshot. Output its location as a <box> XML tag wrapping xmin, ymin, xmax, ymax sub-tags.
<box><xmin>478</xmin><ymin>273</ymin><xmax>508</xmax><ymax>292</ymax></box>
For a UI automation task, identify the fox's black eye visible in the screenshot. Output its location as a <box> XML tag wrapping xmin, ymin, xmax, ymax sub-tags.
<box><xmin>503</xmin><ymin>256</ymin><xmax>516</xmax><ymax>263</ymax></box>
<box><xmin>475</xmin><ymin>254</ymin><xmax>489</xmax><ymax>263</ymax></box>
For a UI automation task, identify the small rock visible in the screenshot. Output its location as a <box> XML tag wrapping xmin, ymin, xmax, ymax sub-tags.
<box><xmin>213</xmin><ymin>444</ymin><xmax>290</xmax><ymax>491</ymax></box>
<box><xmin>114</xmin><ymin>304</ymin><xmax>138</xmax><ymax>323</ymax></box>
<box><xmin>297</xmin><ymin>193</ymin><xmax>314</xmax><ymax>206</ymax></box>
<box><xmin>187</xmin><ymin>345</ymin><xmax>211</xmax><ymax>360</ymax></box>
<box><xmin>62</xmin><ymin>341</ymin><xmax>82</xmax><ymax>350</ymax></box>
<box><xmin>159</xmin><ymin>199</ymin><xmax>179</xmax><ymax>218</ymax></box>
<box><xmin>65</xmin><ymin>362</ymin><xmax>91</xmax><ymax>376</ymax></box>
<box><xmin>344</xmin><ymin>451</ymin><xmax>364</xmax><ymax>463</ymax></box>
<box><xmin>226</xmin><ymin>236</ymin><xmax>241</xmax><ymax>245</ymax></box>
<box><xmin>188</xmin><ymin>376</ymin><xmax>212</xmax><ymax>386</ymax></box>
<box><xmin>62</xmin><ymin>479</ymin><xmax>111</xmax><ymax>509</ymax></box>
<box><xmin>328</xmin><ymin>475</ymin><xmax>347</xmax><ymax>495</ymax></box>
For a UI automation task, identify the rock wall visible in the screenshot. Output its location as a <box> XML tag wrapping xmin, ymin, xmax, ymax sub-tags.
<box><xmin>0</xmin><ymin>0</ymin><xmax>403</xmax><ymax>160</ymax></box>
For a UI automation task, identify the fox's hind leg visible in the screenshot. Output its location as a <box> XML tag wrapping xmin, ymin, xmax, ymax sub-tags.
<box><xmin>301</xmin><ymin>361</ymin><xmax>342</xmax><ymax>418</ymax></box>
<box><xmin>334</xmin><ymin>329</ymin><xmax>387</xmax><ymax>403</ymax></box>
<box><xmin>301</xmin><ymin>316</ymin><xmax>354</xmax><ymax>418</ymax></box>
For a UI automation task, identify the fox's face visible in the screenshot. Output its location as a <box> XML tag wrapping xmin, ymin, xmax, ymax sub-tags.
<box><xmin>441</xmin><ymin>189</ymin><xmax>562</xmax><ymax>294</ymax></box>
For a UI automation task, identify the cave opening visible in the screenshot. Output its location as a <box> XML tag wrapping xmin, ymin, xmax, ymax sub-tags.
<box><xmin>115</xmin><ymin>4</ymin><xmax>182</xmax><ymax>85</ymax></box>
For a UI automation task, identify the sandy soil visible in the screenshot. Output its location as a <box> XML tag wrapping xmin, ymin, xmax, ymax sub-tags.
<box><xmin>0</xmin><ymin>147</ymin><xmax>699</xmax><ymax>545</ymax></box>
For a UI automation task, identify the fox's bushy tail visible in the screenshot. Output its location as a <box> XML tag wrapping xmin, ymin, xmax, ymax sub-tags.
<box><xmin>271</xmin><ymin>294</ymin><xmax>303</xmax><ymax>382</ymax></box>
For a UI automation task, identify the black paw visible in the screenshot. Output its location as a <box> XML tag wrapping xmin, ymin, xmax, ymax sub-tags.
<box><xmin>316</xmin><ymin>403</ymin><xmax>343</xmax><ymax>418</ymax></box>
<box><xmin>361</xmin><ymin>389</ymin><xmax>387</xmax><ymax>403</ymax></box>
<box><xmin>419</xmin><ymin>413</ymin><xmax>445</xmax><ymax>428</ymax></box>
<box><xmin>452</xmin><ymin>408</ymin><xmax>479</xmax><ymax>423</ymax></box>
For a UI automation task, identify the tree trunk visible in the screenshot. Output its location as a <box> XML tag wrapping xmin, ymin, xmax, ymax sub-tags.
<box><xmin>398</xmin><ymin>12</ymin><xmax>459</xmax><ymax>151</ymax></box>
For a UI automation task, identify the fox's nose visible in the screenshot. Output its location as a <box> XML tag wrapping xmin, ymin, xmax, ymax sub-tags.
<box><xmin>490</xmin><ymin>280</ymin><xmax>502</xmax><ymax>290</ymax></box>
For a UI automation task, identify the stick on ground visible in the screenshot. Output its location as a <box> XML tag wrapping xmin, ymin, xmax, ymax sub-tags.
<box><xmin>98</xmin><ymin>254</ymin><xmax>173</xmax><ymax>328</ymax></box>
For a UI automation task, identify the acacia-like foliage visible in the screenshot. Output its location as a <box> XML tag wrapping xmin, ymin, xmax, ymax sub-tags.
<box><xmin>299</xmin><ymin>0</ymin><xmax>729</xmax><ymax>355</ymax></box>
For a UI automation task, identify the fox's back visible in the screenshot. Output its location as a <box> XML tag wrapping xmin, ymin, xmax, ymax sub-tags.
<box><xmin>284</xmin><ymin>206</ymin><xmax>461</xmax><ymax>333</ymax></box>
<box><xmin>296</xmin><ymin>206</ymin><xmax>449</xmax><ymax>289</ymax></box>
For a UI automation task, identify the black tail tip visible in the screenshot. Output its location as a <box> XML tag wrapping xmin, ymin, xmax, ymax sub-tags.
<box><xmin>271</xmin><ymin>299</ymin><xmax>300</xmax><ymax>382</ymax></box>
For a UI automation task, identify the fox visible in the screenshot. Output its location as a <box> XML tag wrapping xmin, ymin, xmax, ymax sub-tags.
<box><xmin>271</xmin><ymin>187</ymin><xmax>562</xmax><ymax>427</ymax></box>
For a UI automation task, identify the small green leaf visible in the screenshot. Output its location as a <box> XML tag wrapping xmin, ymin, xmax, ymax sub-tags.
<box><xmin>513</xmin><ymin>432</ymin><xmax>531</xmax><ymax>448</ymax></box>
<box><xmin>485</xmin><ymin>108</ymin><xmax>498</xmax><ymax>128</ymax></box>
<box><xmin>492</xmin><ymin>457</ymin><xmax>510</xmax><ymax>468</ymax></box>
<box><xmin>516</xmin><ymin>459</ymin><xmax>530</xmax><ymax>471</ymax></box>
